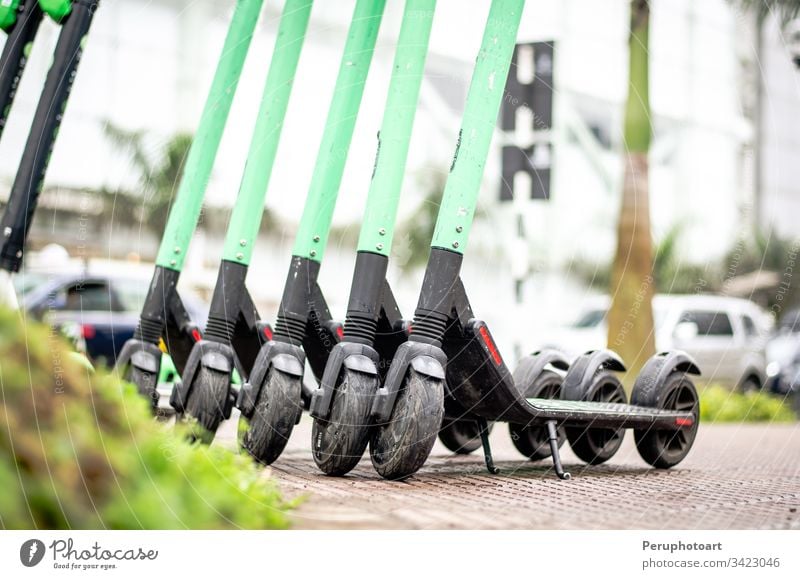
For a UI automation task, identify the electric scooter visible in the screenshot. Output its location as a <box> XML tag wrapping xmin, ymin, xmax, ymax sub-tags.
<box><xmin>0</xmin><ymin>0</ymin><xmax>45</xmax><ymax>142</ymax></box>
<box><xmin>169</xmin><ymin>0</ymin><xmax>315</xmax><ymax>439</ymax></box>
<box><xmin>0</xmin><ymin>0</ymin><xmax>100</xmax><ymax>307</ymax></box>
<box><xmin>234</xmin><ymin>0</ymin><xmax>389</xmax><ymax>464</ymax></box>
<box><xmin>308</xmin><ymin>0</ymin><xmax>436</xmax><ymax>476</ymax></box>
<box><xmin>370</xmin><ymin>0</ymin><xmax>701</xmax><ymax>480</ymax></box>
<box><xmin>115</xmin><ymin>0</ymin><xmax>265</xmax><ymax>410</ymax></box>
<box><xmin>180</xmin><ymin>0</ymin><xmax>386</xmax><ymax>454</ymax></box>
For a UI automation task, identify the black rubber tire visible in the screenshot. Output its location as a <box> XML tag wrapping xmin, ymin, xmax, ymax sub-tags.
<box><xmin>633</xmin><ymin>372</ymin><xmax>699</xmax><ymax>468</ymax></box>
<box><xmin>240</xmin><ymin>369</ymin><xmax>302</xmax><ymax>465</ymax></box>
<box><xmin>183</xmin><ymin>366</ymin><xmax>230</xmax><ymax>444</ymax></box>
<box><xmin>312</xmin><ymin>368</ymin><xmax>376</xmax><ymax>476</ymax></box>
<box><xmin>438</xmin><ymin>419</ymin><xmax>490</xmax><ymax>454</ymax></box>
<box><xmin>370</xmin><ymin>369</ymin><xmax>444</xmax><ymax>480</ymax></box>
<box><xmin>509</xmin><ymin>369</ymin><xmax>565</xmax><ymax>460</ymax></box>
<box><xmin>565</xmin><ymin>370</ymin><xmax>627</xmax><ymax>465</ymax></box>
<box><xmin>126</xmin><ymin>365</ymin><xmax>158</xmax><ymax>410</ymax></box>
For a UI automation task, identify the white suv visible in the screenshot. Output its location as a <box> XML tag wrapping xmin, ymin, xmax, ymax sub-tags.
<box><xmin>544</xmin><ymin>295</ymin><xmax>771</xmax><ymax>390</ymax></box>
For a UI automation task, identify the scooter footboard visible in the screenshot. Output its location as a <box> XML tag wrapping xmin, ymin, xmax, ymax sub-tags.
<box><xmin>442</xmin><ymin>319</ymin><xmax>540</xmax><ymax>424</ymax></box>
<box><xmin>524</xmin><ymin>398</ymin><xmax>695</xmax><ymax>430</ymax></box>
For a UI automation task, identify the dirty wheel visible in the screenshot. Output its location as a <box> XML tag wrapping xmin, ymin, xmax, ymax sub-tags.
<box><xmin>126</xmin><ymin>365</ymin><xmax>159</xmax><ymax>410</ymax></box>
<box><xmin>370</xmin><ymin>369</ymin><xmax>444</xmax><ymax>480</ymax></box>
<box><xmin>312</xmin><ymin>368</ymin><xmax>376</xmax><ymax>476</ymax></box>
<box><xmin>509</xmin><ymin>369</ymin><xmax>565</xmax><ymax>460</ymax></box>
<box><xmin>566</xmin><ymin>370</ymin><xmax>627</xmax><ymax>465</ymax></box>
<box><xmin>633</xmin><ymin>372</ymin><xmax>699</xmax><ymax>468</ymax></box>
<box><xmin>240</xmin><ymin>369</ymin><xmax>302</xmax><ymax>464</ymax></box>
<box><xmin>182</xmin><ymin>366</ymin><xmax>231</xmax><ymax>444</ymax></box>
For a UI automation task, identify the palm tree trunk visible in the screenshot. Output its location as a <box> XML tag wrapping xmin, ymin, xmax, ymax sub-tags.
<box><xmin>607</xmin><ymin>0</ymin><xmax>656</xmax><ymax>386</ymax></box>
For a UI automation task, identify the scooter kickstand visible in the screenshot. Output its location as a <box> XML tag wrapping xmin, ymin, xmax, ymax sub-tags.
<box><xmin>546</xmin><ymin>421</ymin><xmax>571</xmax><ymax>480</ymax></box>
<box><xmin>478</xmin><ymin>418</ymin><xmax>499</xmax><ymax>474</ymax></box>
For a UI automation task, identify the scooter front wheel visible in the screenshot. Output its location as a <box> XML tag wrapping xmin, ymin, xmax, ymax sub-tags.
<box><xmin>312</xmin><ymin>368</ymin><xmax>375</xmax><ymax>476</ymax></box>
<box><xmin>125</xmin><ymin>365</ymin><xmax>158</xmax><ymax>409</ymax></box>
<box><xmin>369</xmin><ymin>369</ymin><xmax>443</xmax><ymax>480</ymax></box>
<box><xmin>182</xmin><ymin>366</ymin><xmax>231</xmax><ymax>444</ymax></box>
<box><xmin>240</xmin><ymin>369</ymin><xmax>302</xmax><ymax>464</ymax></box>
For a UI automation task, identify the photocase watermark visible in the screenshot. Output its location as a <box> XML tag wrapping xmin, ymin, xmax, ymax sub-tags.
<box><xmin>19</xmin><ymin>539</ymin><xmax>46</xmax><ymax>568</ymax></box>
<box><xmin>19</xmin><ymin>537</ymin><xmax>159</xmax><ymax>572</ymax></box>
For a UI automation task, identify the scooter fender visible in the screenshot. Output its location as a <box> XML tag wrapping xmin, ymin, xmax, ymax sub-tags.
<box><xmin>371</xmin><ymin>341</ymin><xmax>447</xmax><ymax>422</ymax></box>
<box><xmin>238</xmin><ymin>340</ymin><xmax>306</xmax><ymax>419</ymax></box>
<box><xmin>310</xmin><ymin>342</ymin><xmax>379</xmax><ymax>420</ymax></box>
<box><xmin>631</xmin><ymin>350</ymin><xmax>702</xmax><ymax>406</ymax></box>
<box><xmin>117</xmin><ymin>339</ymin><xmax>162</xmax><ymax>375</ymax></box>
<box><xmin>170</xmin><ymin>340</ymin><xmax>234</xmax><ymax>414</ymax></box>
<box><xmin>512</xmin><ymin>349</ymin><xmax>570</xmax><ymax>395</ymax></box>
<box><xmin>561</xmin><ymin>349</ymin><xmax>626</xmax><ymax>401</ymax></box>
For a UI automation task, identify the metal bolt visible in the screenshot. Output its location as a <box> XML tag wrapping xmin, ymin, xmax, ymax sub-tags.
<box><xmin>173</xmin><ymin>246</ymin><xmax>181</xmax><ymax>254</ymax></box>
<box><xmin>310</xmin><ymin>250</ymin><xmax>317</xmax><ymax>257</ymax></box>
<box><xmin>3</xmin><ymin>227</ymin><xmax>11</xmax><ymax>237</ymax></box>
<box><xmin>313</xmin><ymin>235</ymin><xmax>320</xmax><ymax>242</ymax></box>
<box><xmin>452</xmin><ymin>241</ymin><xmax>460</xmax><ymax>249</ymax></box>
<box><xmin>376</xmin><ymin>243</ymin><xmax>384</xmax><ymax>251</ymax></box>
<box><xmin>379</xmin><ymin>228</ymin><xmax>386</xmax><ymax>236</ymax></box>
<box><xmin>16</xmin><ymin>250</ymin><xmax>22</xmax><ymax>258</ymax></box>
<box><xmin>456</xmin><ymin>226</ymin><xmax>463</xmax><ymax>233</ymax></box>
<box><xmin>236</xmin><ymin>252</ymin><xmax>244</xmax><ymax>260</ymax></box>
<box><xmin>170</xmin><ymin>259</ymin><xmax>177</xmax><ymax>266</ymax></box>
<box><xmin>239</xmin><ymin>239</ymin><xmax>247</xmax><ymax>247</ymax></box>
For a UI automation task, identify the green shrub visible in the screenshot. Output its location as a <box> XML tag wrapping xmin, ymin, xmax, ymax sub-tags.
<box><xmin>700</xmin><ymin>385</ymin><xmax>797</xmax><ymax>423</ymax></box>
<box><xmin>0</xmin><ymin>308</ymin><xmax>292</xmax><ymax>529</ymax></box>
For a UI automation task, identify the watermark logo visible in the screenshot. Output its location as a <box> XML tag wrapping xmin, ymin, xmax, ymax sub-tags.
<box><xmin>20</xmin><ymin>539</ymin><xmax>46</xmax><ymax>567</ymax></box>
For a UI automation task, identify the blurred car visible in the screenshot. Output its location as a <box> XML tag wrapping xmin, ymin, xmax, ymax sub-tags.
<box><xmin>18</xmin><ymin>272</ymin><xmax>208</xmax><ymax>367</ymax></box>
<box><xmin>542</xmin><ymin>294</ymin><xmax>771</xmax><ymax>391</ymax></box>
<box><xmin>765</xmin><ymin>309</ymin><xmax>800</xmax><ymax>376</ymax></box>
<box><xmin>765</xmin><ymin>308</ymin><xmax>800</xmax><ymax>396</ymax></box>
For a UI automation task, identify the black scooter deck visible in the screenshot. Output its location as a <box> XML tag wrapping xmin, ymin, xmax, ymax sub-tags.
<box><xmin>522</xmin><ymin>398</ymin><xmax>693</xmax><ymax>429</ymax></box>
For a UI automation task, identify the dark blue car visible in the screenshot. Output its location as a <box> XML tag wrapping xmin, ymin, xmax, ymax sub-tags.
<box><xmin>18</xmin><ymin>272</ymin><xmax>207</xmax><ymax>367</ymax></box>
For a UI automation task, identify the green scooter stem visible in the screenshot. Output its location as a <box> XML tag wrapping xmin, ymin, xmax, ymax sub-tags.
<box><xmin>220</xmin><ymin>0</ymin><xmax>312</xmax><ymax>265</ymax></box>
<box><xmin>356</xmin><ymin>0</ymin><xmax>435</xmax><ymax>256</ymax></box>
<box><xmin>291</xmin><ymin>0</ymin><xmax>386</xmax><ymax>263</ymax></box>
<box><xmin>156</xmin><ymin>0</ymin><xmax>265</xmax><ymax>271</ymax></box>
<box><xmin>0</xmin><ymin>1</ymin><xmax>44</xmax><ymax>141</ymax></box>
<box><xmin>429</xmin><ymin>0</ymin><xmax>524</xmax><ymax>255</ymax></box>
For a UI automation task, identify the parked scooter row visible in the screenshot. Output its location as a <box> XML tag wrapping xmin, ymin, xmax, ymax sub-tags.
<box><xmin>26</xmin><ymin>0</ymin><xmax>697</xmax><ymax>481</ymax></box>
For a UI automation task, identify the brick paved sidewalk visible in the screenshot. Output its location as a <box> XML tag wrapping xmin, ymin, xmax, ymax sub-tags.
<box><xmin>217</xmin><ymin>416</ymin><xmax>800</xmax><ymax>529</ymax></box>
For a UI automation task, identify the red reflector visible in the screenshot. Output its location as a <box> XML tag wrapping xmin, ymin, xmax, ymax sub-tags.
<box><xmin>81</xmin><ymin>324</ymin><xmax>95</xmax><ymax>339</ymax></box>
<box><xmin>191</xmin><ymin>328</ymin><xmax>202</xmax><ymax>342</ymax></box>
<box><xmin>263</xmin><ymin>326</ymin><xmax>273</xmax><ymax>341</ymax></box>
<box><xmin>336</xmin><ymin>325</ymin><xmax>344</xmax><ymax>339</ymax></box>
<box><xmin>478</xmin><ymin>326</ymin><xmax>502</xmax><ymax>365</ymax></box>
<box><xmin>675</xmin><ymin>417</ymin><xmax>694</xmax><ymax>427</ymax></box>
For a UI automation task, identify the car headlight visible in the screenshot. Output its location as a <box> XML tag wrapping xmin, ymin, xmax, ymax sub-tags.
<box><xmin>766</xmin><ymin>361</ymin><xmax>781</xmax><ymax>377</ymax></box>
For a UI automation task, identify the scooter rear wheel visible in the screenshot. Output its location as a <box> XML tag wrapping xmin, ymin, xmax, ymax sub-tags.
<box><xmin>370</xmin><ymin>369</ymin><xmax>444</xmax><ymax>480</ymax></box>
<box><xmin>183</xmin><ymin>366</ymin><xmax>230</xmax><ymax>444</ymax></box>
<box><xmin>240</xmin><ymin>368</ymin><xmax>302</xmax><ymax>464</ymax></box>
<box><xmin>438</xmin><ymin>418</ymin><xmax>490</xmax><ymax>454</ymax></box>
<box><xmin>565</xmin><ymin>370</ymin><xmax>627</xmax><ymax>465</ymax></box>
<box><xmin>509</xmin><ymin>370</ymin><xmax>565</xmax><ymax>460</ymax></box>
<box><xmin>633</xmin><ymin>372</ymin><xmax>699</xmax><ymax>468</ymax></box>
<box><xmin>312</xmin><ymin>368</ymin><xmax>375</xmax><ymax>476</ymax></box>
